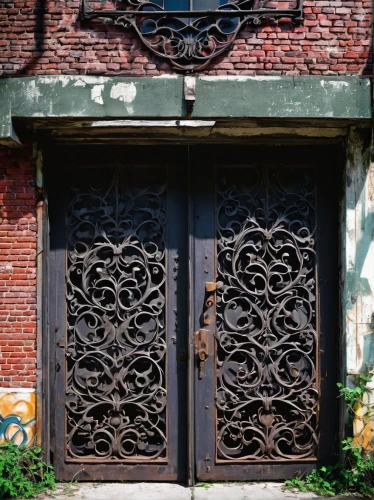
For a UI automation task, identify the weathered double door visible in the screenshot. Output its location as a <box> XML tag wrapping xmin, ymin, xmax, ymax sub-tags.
<box><xmin>48</xmin><ymin>145</ymin><xmax>338</xmax><ymax>482</ymax></box>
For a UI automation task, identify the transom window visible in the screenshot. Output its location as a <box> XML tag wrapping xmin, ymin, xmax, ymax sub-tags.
<box><xmin>154</xmin><ymin>0</ymin><xmax>229</xmax><ymax>11</ymax></box>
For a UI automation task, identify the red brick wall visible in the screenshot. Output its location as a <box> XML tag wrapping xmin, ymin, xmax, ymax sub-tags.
<box><xmin>0</xmin><ymin>145</ymin><xmax>37</xmax><ymax>388</ymax></box>
<box><xmin>0</xmin><ymin>0</ymin><xmax>371</xmax><ymax>76</ymax></box>
<box><xmin>0</xmin><ymin>1</ymin><xmax>371</xmax><ymax>387</ymax></box>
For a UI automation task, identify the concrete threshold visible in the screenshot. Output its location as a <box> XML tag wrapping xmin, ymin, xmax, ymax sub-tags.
<box><xmin>39</xmin><ymin>482</ymin><xmax>363</xmax><ymax>500</ymax></box>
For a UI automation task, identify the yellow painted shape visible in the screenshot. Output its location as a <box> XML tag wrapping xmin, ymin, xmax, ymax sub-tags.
<box><xmin>353</xmin><ymin>400</ymin><xmax>374</xmax><ymax>452</ymax></box>
<box><xmin>0</xmin><ymin>392</ymin><xmax>36</xmax><ymax>447</ymax></box>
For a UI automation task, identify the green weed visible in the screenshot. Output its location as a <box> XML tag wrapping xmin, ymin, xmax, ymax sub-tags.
<box><xmin>284</xmin><ymin>371</ymin><xmax>374</xmax><ymax>498</ymax></box>
<box><xmin>196</xmin><ymin>482</ymin><xmax>213</xmax><ymax>489</ymax></box>
<box><xmin>0</xmin><ymin>442</ymin><xmax>55</xmax><ymax>498</ymax></box>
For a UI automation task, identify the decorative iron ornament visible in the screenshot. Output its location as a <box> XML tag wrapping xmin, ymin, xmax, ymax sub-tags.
<box><xmin>66</xmin><ymin>167</ymin><xmax>168</xmax><ymax>461</ymax></box>
<box><xmin>216</xmin><ymin>166</ymin><xmax>318</xmax><ymax>461</ymax></box>
<box><xmin>80</xmin><ymin>0</ymin><xmax>303</xmax><ymax>71</ymax></box>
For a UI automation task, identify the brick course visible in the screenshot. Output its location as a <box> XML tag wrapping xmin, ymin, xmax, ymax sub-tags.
<box><xmin>0</xmin><ymin>145</ymin><xmax>37</xmax><ymax>388</ymax></box>
<box><xmin>0</xmin><ymin>0</ymin><xmax>372</xmax><ymax>76</ymax></box>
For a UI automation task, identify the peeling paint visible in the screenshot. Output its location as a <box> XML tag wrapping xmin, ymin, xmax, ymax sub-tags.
<box><xmin>60</xmin><ymin>76</ymin><xmax>71</xmax><ymax>88</ymax></box>
<box><xmin>345</xmin><ymin>129</ymin><xmax>374</xmax><ymax>376</ymax></box>
<box><xmin>73</xmin><ymin>79</ymin><xmax>87</xmax><ymax>87</ymax></box>
<box><xmin>73</xmin><ymin>76</ymin><xmax>109</xmax><ymax>85</ymax></box>
<box><xmin>25</xmin><ymin>80</ymin><xmax>41</xmax><ymax>103</ymax></box>
<box><xmin>0</xmin><ymin>263</ymin><xmax>12</xmax><ymax>272</ymax></box>
<box><xmin>320</xmin><ymin>80</ymin><xmax>350</xmax><ymax>89</ymax></box>
<box><xmin>361</xmin><ymin>240</ymin><xmax>374</xmax><ymax>285</ymax></box>
<box><xmin>37</xmin><ymin>76</ymin><xmax>58</xmax><ymax>85</ymax></box>
<box><xmin>328</xmin><ymin>81</ymin><xmax>350</xmax><ymax>89</ymax></box>
<box><xmin>91</xmin><ymin>84</ymin><xmax>105</xmax><ymax>106</ymax></box>
<box><xmin>154</xmin><ymin>75</ymin><xmax>179</xmax><ymax>79</ymax></box>
<box><xmin>110</xmin><ymin>82</ymin><xmax>137</xmax><ymax>103</ymax></box>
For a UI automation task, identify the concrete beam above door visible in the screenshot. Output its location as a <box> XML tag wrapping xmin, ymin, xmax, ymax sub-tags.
<box><xmin>0</xmin><ymin>98</ymin><xmax>22</xmax><ymax>148</ymax></box>
<box><xmin>193</xmin><ymin>76</ymin><xmax>372</xmax><ymax>119</ymax></box>
<box><xmin>0</xmin><ymin>76</ymin><xmax>371</xmax><ymax>147</ymax></box>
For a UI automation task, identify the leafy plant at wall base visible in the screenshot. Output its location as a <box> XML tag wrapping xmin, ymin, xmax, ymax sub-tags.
<box><xmin>337</xmin><ymin>370</ymin><xmax>373</xmax><ymax>410</ymax></box>
<box><xmin>0</xmin><ymin>442</ymin><xmax>55</xmax><ymax>498</ymax></box>
<box><xmin>284</xmin><ymin>372</ymin><xmax>374</xmax><ymax>497</ymax></box>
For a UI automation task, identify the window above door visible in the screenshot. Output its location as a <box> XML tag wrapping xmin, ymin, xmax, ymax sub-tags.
<box><xmin>152</xmin><ymin>0</ymin><xmax>230</xmax><ymax>12</ymax></box>
<box><xmin>80</xmin><ymin>0</ymin><xmax>304</xmax><ymax>70</ymax></box>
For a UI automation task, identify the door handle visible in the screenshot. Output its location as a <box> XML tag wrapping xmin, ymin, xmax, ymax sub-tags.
<box><xmin>194</xmin><ymin>329</ymin><xmax>209</xmax><ymax>379</ymax></box>
<box><xmin>194</xmin><ymin>282</ymin><xmax>222</xmax><ymax>379</ymax></box>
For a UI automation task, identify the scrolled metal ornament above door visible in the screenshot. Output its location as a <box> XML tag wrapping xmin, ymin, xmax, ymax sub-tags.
<box><xmin>80</xmin><ymin>0</ymin><xmax>303</xmax><ymax>71</ymax></box>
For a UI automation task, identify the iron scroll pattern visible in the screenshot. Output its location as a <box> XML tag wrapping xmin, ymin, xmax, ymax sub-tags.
<box><xmin>65</xmin><ymin>168</ymin><xmax>168</xmax><ymax>461</ymax></box>
<box><xmin>216</xmin><ymin>167</ymin><xmax>318</xmax><ymax>461</ymax></box>
<box><xmin>81</xmin><ymin>0</ymin><xmax>303</xmax><ymax>71</ymax></box>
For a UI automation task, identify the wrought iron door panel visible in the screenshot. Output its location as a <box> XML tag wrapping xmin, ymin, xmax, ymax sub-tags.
<box><xmin>216</xmin><ymin>167</ymin><xmax>317</xmax><ymax>462</ymax></box>
<box><xmin>66</xmin><ymin>167</ymin><xmax>168</xmax><ymax>462</ymax></box>
<box><xmin>193</xmin><ymin>146</ymin><xmax>339</xmax><ymax>481</ymax></box>
<box><xmin>49</xmin><ymin>147</ymin><xmax>187</xmax><ymax>481</ymax></box>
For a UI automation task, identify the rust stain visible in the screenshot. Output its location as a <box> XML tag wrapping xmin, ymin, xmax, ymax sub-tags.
<box><xmin>368</xmin><ymin>161</ymin><xmax>374</xmax><ymax>203</ymax></box>
<box><xmin>0</xmin><ymin>392</ymin><xmax>36</xmax><ymax>447</ymax></box>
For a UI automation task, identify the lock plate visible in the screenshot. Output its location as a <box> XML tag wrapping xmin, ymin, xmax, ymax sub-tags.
<box><xmin>194</xmin><ymin>329</ymin><xmax>209</xmax><ymax>379</ymax></box>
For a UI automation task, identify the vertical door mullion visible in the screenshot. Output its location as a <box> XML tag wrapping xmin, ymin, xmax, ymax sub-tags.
<box><xmin>187</xmin><ymin>145</ymin><xmax>195</xmax><ymax>486</ymax></box>
<box><xmin>191</xmin><ymin>149</ymin><xmax>217</xmax><ymax>480</ymax></box>
<box><xmin>48</xmin><ymin>146</ymin><xmax>189</xmax><ymax>481</ymax></box>
<box><xmin>315</xmin><ymin>162</ymin><xmax>339</xmax><ymax>464</ymax></box>
<box><xmin>166</xmin><ymin>150</ymin><xmax>188</xmax><ymax>481</ymax></box>
<box><xmin>48</xmin><ymin>167</ymin><xmax>67</xmax><ymax>479</ymax></box>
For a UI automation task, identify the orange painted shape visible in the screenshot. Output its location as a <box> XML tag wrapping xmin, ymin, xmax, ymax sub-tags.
<box><xmin>0</xmin><ymin>392</ymin><xmax>36</xmax><ymax>447</ymax></box>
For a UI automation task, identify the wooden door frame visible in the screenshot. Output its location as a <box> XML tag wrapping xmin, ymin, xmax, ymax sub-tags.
<box><xmin>44</xmin><ymin>145</ymin><xmax>189</xmax><ymax>481</ymax></box>
<box><xmin>191</xmin><ymin>145</ymin><xmax>340</xmax><ymax>481</ymax></box>
<box><xmin>39</xmin><ymin>141</ymin><xmax>344</xmax><ymax>485</ymax></box>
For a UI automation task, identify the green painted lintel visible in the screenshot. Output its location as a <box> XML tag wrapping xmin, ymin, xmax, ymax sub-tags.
<box><xmin>0</xmin><ymin>98</ymin><xmax>22</xmax><ymax>148</ymax></box>
<box><xmin>192</xmin><ymin>76</ymin><xmax>372</xmax><ymax>119</ymax></box>
<box><xmin>1</xmin><ymin>76</ymin><xmax>186</xmax><ymax>120</ymax></box>
<box><xmin>0</xmin><ymin>76</ymin><xmax>371</xmax><ymax>146</ymax></box>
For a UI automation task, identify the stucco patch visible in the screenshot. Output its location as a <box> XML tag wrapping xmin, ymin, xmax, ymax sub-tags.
<box><xmin>110</xmin><ymin>82</ymin><xmax>137</xmax><ymax>103</ymax></box>
<box><xmin>91</xmin><ymin>84</ymin><xmax>105</xmax><ymax>105</ymax></box>
<box><xmin>25</xmin><ymin>80</ymin><xmax>41</xmax><ymax>103</ymax></box>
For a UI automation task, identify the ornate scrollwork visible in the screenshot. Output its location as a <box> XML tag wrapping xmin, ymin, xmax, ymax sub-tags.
<box><xmin>216</xmin><ymin>166</ymin><xmax>318</xmax><ymax>461</ymax></box>
<box><xmin>81</xmin><ymin>0</ymin><xmax>303</xmax><ymax>71</ymax></box>
<box><xmin>66</xmin><ymin>168</ymin><xmax>167</xmax><ymax>461</ymax></box>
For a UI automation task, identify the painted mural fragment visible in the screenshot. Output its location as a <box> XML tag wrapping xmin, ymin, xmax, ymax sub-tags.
<box><xmin>0</xmin><ymin>392</ymin><xmax>36</xmax><ymax>447</ymax></box>
<box><xmin>353</xmin><ymin>399</ymin><xmax>374</xmax><ymax>453</ymax></box>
